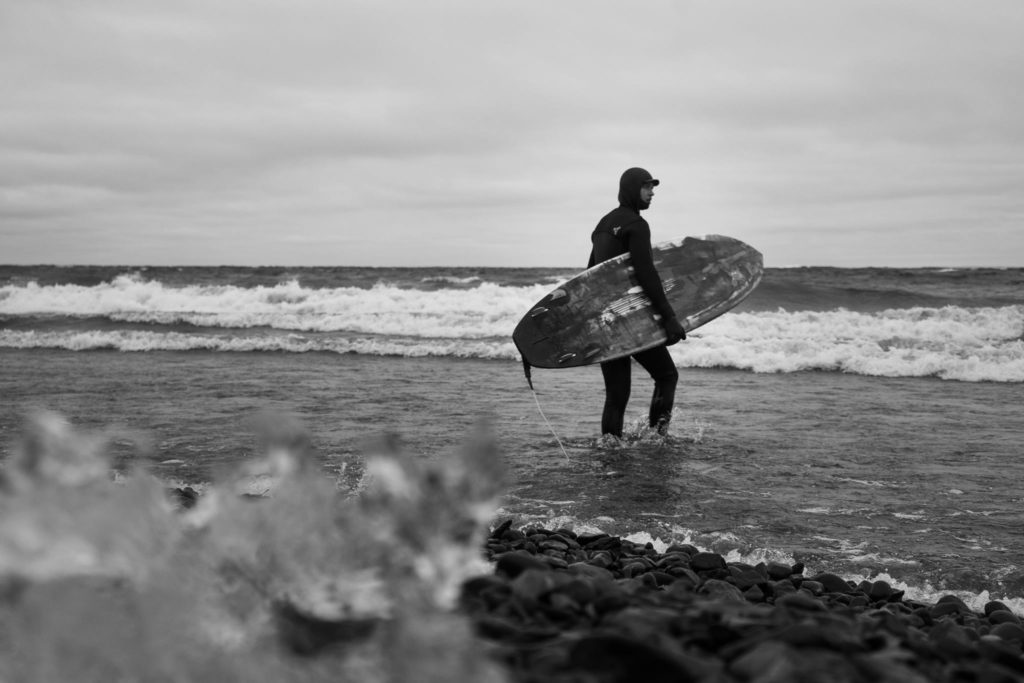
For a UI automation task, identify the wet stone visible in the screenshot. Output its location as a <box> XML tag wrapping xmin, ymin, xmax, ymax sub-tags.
<box><xmin>770</xmin><ymin>579</ymin><xmax>798</xmax><ymax>600</ymax></box>
<box><xmin>490</xmin><ymin>519</ymin><xmax>513</xmax><ymax>537</ymax></box>
<box><xmin>655</xmin><ymin>552</ymin><xmax>691</xmax><ymax>570</ymax></box>
<box><xmin>539</xmin><ymin>540</ymin><xmax>569</xmax><ymax>553</ymax></box>
<box><xmin>985</xmin><ymin>600</ymin><xmax>1014</xmax><ymax>617</ymax></box>
<box><xmin>811</xmin><ymin>572</ymin><xmax>854</xmax><ymax>594</ymax></box>
<box><xmin>605</xmin><ymin>606</ymin><xmax>681</xmax><ymax>641</ymax></box>
<box><xmin>469</xmin><ymin>526</ymin><xmax>1024</xmax><ymax>683</ymax></box>
<box><xmin>592</xmin><ymin>592</ymin><xmax>631</xmax><ymax>615</ymax></box>
<box><xmin>937</xmin><ymin>594</ymin><xmax>971</xmax><ymax>611</ymax></box>
<box><xmin>868</xmin><ymin>580</ymin><xmax>894</xmax><ymax>602</ymax></box>
<box><xmin>849</xmin><ymin>595</ymin><xmax>870</xmax><ymax>610</ymax></box>
<box><xmin>501</xmin><ymin>528</ymin><xmax>525</xmax><ymax>542</ymax></box>
<box><xmin>541</xmin><ymin>555</ymin><xmax>568</xmax><ymax>570</ymax></box>
<box><xmin>989</xmin><ymin>622</ymin><xmax>1024</xmax><ymax>643</ymax></box>
<box><xmin>700</xmin><ymin>579</ymin><xmax>747</xmax><ymax>604</ymax></box>
<box><xmin>766</xmin><ymin>561</ymin><xmax>794</xmax><ymax>581</ymax></box>
<box><xmin>690</xmin><ymin>552</ymin><xmax>728</xmax><ymax>573</ymax></box>
<box><xmin>558</xmin><ymin>578</ymin><xmax>600</xmax><ymax>606</ymax></box>
<box><xmin>587</xmin><ymin>536</ymin><xmax>622</xmax><ymax>551</ymax></box>
<box><xmin>882</xmin><ymin>603</ymin><xmax>916</xmax><ymax>623</ymax></box>
<box><xmin>495</xmin><ymin>550</ymin><xmax>551</xmax><ymax>578</ymax></box>
<box><xmin>510</xmin><ymin>569</ymin><xmax>559</xmax><ymax>602</ymax></box>
<box><xmin>622</xmin><ymin>561</ymin><xmax>648</xmax><ymax>579</ymax></box>
<box><xmin>729</xmin><ymin>641</ymin><xmax>797</xmax><ymax>681</ymax></box>
<box><xmin>668</xmin><ymin>566</ymin><xmax>701</xmax><ymax>584</ymax></box>
<box><xmin>988</xmin><ymin>610</ymin><xmax>1021</xmax><ymax>626</ymax></box>
<box><xmin>558</xmin><ymin>535</ymin><xmax>582</xmax><ymax>550</ymax></box>
<box><xmin>977</xmin><ymin>636</ymin><xmax>1024</xmax><ymax>671</ymax></box>
<box><xmin>931</xmin><ymin>601</ymin><xmax>968</xmax><ymax>619</ymax></box>
<box><xmin>569</xmin><ymin>634</ymin><xmax>699</xmax><ymax>683</ymax></box>
<box><xmin>928</xmin><ymin>620</ymin><xmax>977</xmax><ymax>658</ymax></box>
<box><xmin>640</xmin><ymin>572</ymin><xmax>659</xmax><ymax>589</ymax></box>
<box><xmin>567</xmin><ymin>562</ymin><xmax>615</xmax><ymax>582</ymax></box>
<box><xmin>585</xmin><ymin>549</ymin><xmax>612</xmax><ymax>567</ymax></box>
<box><xmin>649</xmin><ymin>571</ymin><xmax>675</xmax><ymax>587</ymax></box>
<box><xmin>728</xmin><ymin>563</ymin><xmax>768</xmax><ymax>590</ymax></box>
<box><xmin>576</xmin><ymin>532</ymin><xmax>609</xmax><ymax>546</ymax></box>
<box><xmin>666</xmin><ymin>543</ymin><xmax>699</xmax><ymax>555</ymax></box>
<box><xmin>547</xmin><ymin>592</ymin><xmax>580</xmax><ymax>614</ymax></box>
<box><xmin>776</xmin><ymin>592</ymin><xmax>826</xmax><ymax>612</ymax></box>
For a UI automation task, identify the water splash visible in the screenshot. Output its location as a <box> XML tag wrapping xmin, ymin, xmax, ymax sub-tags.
<box><xmin>0</xmin><ymin>413</ymin><xmax>509</xmax><ymax>682</ymax></box>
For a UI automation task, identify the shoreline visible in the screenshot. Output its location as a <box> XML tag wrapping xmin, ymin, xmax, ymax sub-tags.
<box><xmin>463</xmin><ymin>522</ymin><xmax>1024</xmax><ymax>682</ymax></box>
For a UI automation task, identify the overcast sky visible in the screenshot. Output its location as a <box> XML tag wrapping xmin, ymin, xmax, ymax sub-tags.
<box><xmin>3</xmin><ymin>1</ymin><xmax>1023</xmax><ymax>268</ymax></box>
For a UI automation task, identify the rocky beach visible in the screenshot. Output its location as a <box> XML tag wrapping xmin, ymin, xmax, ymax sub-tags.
<box><xmin>469</xmin><ymin>524</ymin><xmax>1024</xmax><ymax>682</ymax></box>
<box><xmin>2</xmin><ymin>413</ymin><xmax>1023</xmax><ymax>682</ymax></box>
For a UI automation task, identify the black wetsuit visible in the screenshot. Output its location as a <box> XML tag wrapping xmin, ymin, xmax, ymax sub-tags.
<box><xmin>588</xmin><ymin>168</ymin><xmax>680</xmax><ymax>437</ymax></box>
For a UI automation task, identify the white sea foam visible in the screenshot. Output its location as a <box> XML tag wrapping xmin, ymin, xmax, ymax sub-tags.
<box><xmin>865</xmin><ymin>572</ymin><xmax>1024</xmax><ymax>615</ymax></box>
<box><xmin>419</xmin><ymin>275</ymin><xmax>482</xmax><ymax>286</ymax></box>
<box><xmin>0</xmin><ymin>276</ymin><xmax>552</xmax><ymax>338</ymax></box>
<box><xmin>671</xmin><ymin>306</ymin><xmax>1024</xmax><ymax>382</ymax></box>
<box><xmin>3</xmin><ymin>279</ymin><xmax>1022</xmax><ymax>381</ymax></box>
<box><xmin>608</xmin><ymin>526</ymin><xmax>1024</xmax><ymax>612</ymax></box>
<box><xmin>796</xmin><ymin>507</ymin><xmax>832</xmax><ymax>515</ymax></box>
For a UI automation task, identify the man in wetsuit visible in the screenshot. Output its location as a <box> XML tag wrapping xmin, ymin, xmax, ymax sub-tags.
<box><xmin>588</xmin><ymin>167</ymin><xmax>686</xmax><ymax>437</ymax></box>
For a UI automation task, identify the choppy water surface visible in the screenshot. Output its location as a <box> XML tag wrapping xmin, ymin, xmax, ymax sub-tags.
<box><xmin>3</xmin><ymin>350</ymin><xmax>1021</xmax><ymax>607</ymax></box>
<box><xmin>3</xmin><ymin>265</ymin><xmax>1022</xmax><ymax>381</ymax></box>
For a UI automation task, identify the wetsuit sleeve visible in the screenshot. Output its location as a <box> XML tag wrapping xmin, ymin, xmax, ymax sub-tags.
<box><xmin>625</xmin><ymin>221</ymin><xmax>677</xmax><ymax>322</ymax></box>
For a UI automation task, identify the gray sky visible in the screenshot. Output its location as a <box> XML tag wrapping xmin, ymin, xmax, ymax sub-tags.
<box><xmin>3</xmin><ymin>0</ymin><xmax>1023</xmax><ymax>268</ymax></box>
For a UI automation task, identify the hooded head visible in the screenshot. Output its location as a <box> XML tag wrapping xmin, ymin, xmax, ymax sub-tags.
<box><xmin>617</xmin><ymin>167</ymin><xmax>660</xmax><ymax>212</ymax></box>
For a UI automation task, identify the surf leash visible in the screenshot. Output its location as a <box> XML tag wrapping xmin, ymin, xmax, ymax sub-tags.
<box><xmin>520</xmin><ymin>355</ymin><xmax>570</xmax><ymax>463</ymax></box>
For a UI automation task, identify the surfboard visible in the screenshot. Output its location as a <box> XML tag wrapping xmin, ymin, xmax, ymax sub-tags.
<box><xmin>513</xmin><ymin>235</ymin><xmax>763</xmax><ymax>369</ymax></box>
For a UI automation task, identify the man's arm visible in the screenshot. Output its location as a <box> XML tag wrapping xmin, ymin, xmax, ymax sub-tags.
<box><xmin>626</xmin><ymin>222</ymin><xmax>686</xmax><ymax>344</ymax></box>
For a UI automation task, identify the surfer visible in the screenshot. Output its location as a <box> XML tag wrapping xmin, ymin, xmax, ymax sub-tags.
<box><xmin>588</xmin><ymin>167</ymin><xmax>686</xmax><ymax>437</ymax></box>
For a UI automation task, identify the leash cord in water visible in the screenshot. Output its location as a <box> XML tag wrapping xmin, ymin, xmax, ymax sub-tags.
<box><xmin>530</xmin><ymin>386</ymin><xmax>570</xmax><ymax>463</ymax></box>
<box><xmin>521</xmin><ymin>355</ymin><xmax>569</xmax><ymax>463</ymax></box>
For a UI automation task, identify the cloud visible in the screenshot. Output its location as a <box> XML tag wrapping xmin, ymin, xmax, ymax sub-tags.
<box><xmin>1</xmin><ymin>0</ymin><xmax>1023</xmax><ymax>266</ymax></box>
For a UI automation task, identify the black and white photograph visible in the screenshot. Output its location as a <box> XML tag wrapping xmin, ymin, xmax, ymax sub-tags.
<box><xmin>2</xmin><ymin>1</ymin><xmax>1023</xmax><ymax>681</ymax></box>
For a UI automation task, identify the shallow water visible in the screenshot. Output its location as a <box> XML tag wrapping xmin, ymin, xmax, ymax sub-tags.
<box><xmin>2</xmin><ymin>349</ymin><xmax>1021</xmax><ymax>604</ymax></box>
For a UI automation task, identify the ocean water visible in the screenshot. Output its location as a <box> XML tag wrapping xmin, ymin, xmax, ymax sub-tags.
<box><xmin>2</xmin><ymin>263</ymin><xmax>1024</xmax><ymax>613</ymax></box>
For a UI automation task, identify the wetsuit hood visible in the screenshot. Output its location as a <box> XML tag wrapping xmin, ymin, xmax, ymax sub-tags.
<box><xmin>617</xmin><ymin>167</ymin><xmax>660</xmax><ymax>212</ymax></box>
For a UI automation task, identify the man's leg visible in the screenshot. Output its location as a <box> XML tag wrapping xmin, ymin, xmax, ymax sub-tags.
<box><xmin>599</xmin><ymin>357</ymin><xmax>632</xmax><ymax>437</ymax></box>
<box><xmin>634</xmin><ymin>346</ymin><xmax>679</xmax><ymax>434</ymax></box>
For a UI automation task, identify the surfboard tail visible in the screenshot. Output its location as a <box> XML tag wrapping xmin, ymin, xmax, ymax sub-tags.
<box><xmin>513</xmin><ymin>338</ymin><xmax>534</xmax><ymax>390</ymax></box>
<box><xmin>522</xmin><ymin>356</ymin><xmax>534</xmax><ymax>390</ymax></box>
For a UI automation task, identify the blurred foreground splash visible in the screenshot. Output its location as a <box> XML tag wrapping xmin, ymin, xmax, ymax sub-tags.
<box><xmin>0</xmin><ymin>412</ymin><xmax>509</xmax><ymax>683</ymax></box>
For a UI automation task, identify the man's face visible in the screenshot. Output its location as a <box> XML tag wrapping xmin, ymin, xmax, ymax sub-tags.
<box><xmin>639</xmin><ymin>182</ymin><xmax>655</xmax><ymax>210</ymax></box>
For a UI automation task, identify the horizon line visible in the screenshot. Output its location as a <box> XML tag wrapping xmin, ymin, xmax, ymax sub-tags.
<box><xmin>1</xmin><ymin>262</ymin><xmax>1022</xmax><ymax>271</ymax></box>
